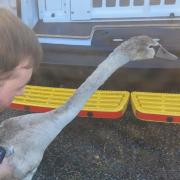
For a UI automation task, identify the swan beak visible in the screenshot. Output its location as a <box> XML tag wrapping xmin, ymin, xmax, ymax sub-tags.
<box><xmin>155</xmin><ymin>45</ymin><xmax>178</xmax><ymax>60</ymax></box>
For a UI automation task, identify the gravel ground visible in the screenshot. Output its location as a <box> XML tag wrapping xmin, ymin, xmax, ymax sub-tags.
<box><xmin>0</xmin><ymin>65</ymin><xmax>180</xmax><ymax>180</ymax></box>
<box><xmin>0</xmin><ymin>107</ymin><xmax>179</xmax><ymax>180</ymax></box>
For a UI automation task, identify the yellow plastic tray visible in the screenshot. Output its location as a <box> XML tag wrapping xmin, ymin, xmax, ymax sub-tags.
<box><xmin>131</xmin><ymin>92</ymin><xmax>180</xmax><ymax>123</ymax></box>
<box><xmin>11</xmin><ymin>85</ymin><xmax>130</xmax><ymax>119</ymax></box>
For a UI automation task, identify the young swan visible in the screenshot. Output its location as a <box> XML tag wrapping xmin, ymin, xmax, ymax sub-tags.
<box><xmin>0</xmin><ymin>36</ymin><xmax>177</xmax><ymax>180</ymax></box>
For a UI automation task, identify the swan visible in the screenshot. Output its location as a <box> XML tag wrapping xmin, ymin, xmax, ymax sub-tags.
<box><xmin>0</xmin><ymin>35</ymin><xmax>177</xmax><ymax>180</ymax></box>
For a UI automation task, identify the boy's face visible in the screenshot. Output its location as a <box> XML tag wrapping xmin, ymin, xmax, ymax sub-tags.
<box><xmin>0</xmin><ymin>60</ymin><xmax>33</xmax><ymax>111</ymax></box>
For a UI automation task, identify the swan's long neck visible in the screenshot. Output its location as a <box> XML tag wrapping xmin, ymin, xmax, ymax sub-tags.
<box><xmin>50</xmin><ymin>51</ymin><xmax>129</xmax><ymax>130</ymax></box>
<box><xmin>31</xmin><ymin>51</ymin><xmax>129</xmax><ymax>149</ymax></box>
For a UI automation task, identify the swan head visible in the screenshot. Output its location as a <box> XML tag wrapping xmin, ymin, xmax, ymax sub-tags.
<box><xmin>116</xmin><ymin>35</ymin><xmax>177</xmax><ymax>61</ymax></box>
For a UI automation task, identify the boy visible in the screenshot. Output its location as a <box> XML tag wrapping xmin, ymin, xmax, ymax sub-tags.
<box><xmin>0</xmin><ymin>7</ymin><xmax>42</xmax><ymax>178</ymax></box>
<box><xmin>0</xmin><ymin>8</ymin><xmax>42</xmax><ymax>111</ymax></box>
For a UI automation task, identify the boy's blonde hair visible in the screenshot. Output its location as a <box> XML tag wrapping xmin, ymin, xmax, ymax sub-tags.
<box><xmin>0</xmin><ymin>8</ymin><xmax>42</xmax><ymax>80</ymax></box>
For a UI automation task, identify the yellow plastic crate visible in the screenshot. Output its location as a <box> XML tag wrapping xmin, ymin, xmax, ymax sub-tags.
<box><xmin>11</xmin><ymin>85</ymin><xmax>130</xmax><ymax>119</ymax></box>
<box><xmin>131</xmin><ymin>92</ymin><xmax>180</xmax><ymax>123</ymax></box>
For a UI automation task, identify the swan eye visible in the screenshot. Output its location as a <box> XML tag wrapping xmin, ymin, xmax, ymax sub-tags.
<box><xmin>149</xmin><ymin>45</ymin><xmax>160</xmax><ymax>54</ymax></box>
